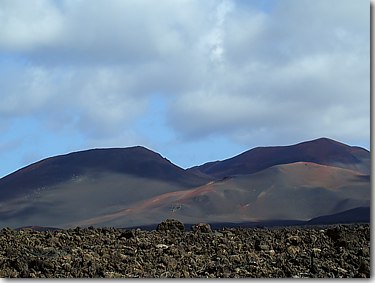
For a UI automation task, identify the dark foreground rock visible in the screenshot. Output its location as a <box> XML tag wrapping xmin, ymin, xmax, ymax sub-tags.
<box><xmin>0</xmin><ymin>221</ymin><xmax>370</xmax><ymax>278</ymax></box>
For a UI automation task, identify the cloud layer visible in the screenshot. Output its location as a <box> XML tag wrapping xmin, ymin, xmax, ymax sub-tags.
<box><xmin>0</xmin><ymin>0</ymin><xmax>370</xmax><ymax>174</ymax></box>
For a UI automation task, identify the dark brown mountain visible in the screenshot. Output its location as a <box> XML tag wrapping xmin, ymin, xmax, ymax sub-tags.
<box><xmin>307</xmin><ymin>206</ymin><xmax>370</xmax><ymax>225</ymax></box>
<box><xmin>74</xmin><ymin>161</ymin><xmax>370</xmax><ymax>227</ymax></box>
<box><xmin>188</xmin><ymin>137</ymin><xmax>370</xmax><ymax>179</ymax></box>
<box><xmin>0</xmin><ymin>138</ymin><xmax>370</xmax><ymax>229</ymax></box>
<box><xmin>0</xmin><ymin>146</ymin><xmax>211</xmax><ymax>200</ymax></box>
<box><xmin>0</xmin><ymin>146</ymin><xmax>211</xmax><ymax>228</ymax></box>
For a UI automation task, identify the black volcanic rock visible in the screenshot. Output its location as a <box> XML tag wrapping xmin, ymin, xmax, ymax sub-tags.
<box><xmin>0</xmin><ymin>223</ymin><xmax>370</xmax><ymax>278</ymax></box>
<box><xmin>188</xmin><ymin>138</ymin><xmax>370</xmax><ymax>179</ymax></box>
<box><xmin>156</xmin><ymin>219</ymin><xmax>185</xmax><ymax>232</ymax></box>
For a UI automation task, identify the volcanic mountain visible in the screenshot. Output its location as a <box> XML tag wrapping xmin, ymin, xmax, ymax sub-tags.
<box><xmin>0</xmin><ymin>146</ymin><xmax>211</xmax><ymax>228</ymax></box>
<box><xmin>188</xmin><ymin>137</ymin><xmax>370</xmax><ymax>178</ymax></box>
<box><xmin>1</xmin><ymin>146</ymin><xmax>209</xmax><ymax>197</ymax></box>
<box><xmin>0</xmin><ymin>138</ymin><xmax>370</xmax><ymax>228</ymax></box>
<box><xmin>73</xmin><ymin>161</ymin><xmax>370</xmax><ymax>227</ymax></box>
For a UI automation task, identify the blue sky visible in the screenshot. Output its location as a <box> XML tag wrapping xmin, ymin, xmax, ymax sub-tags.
<box><xmin>0</xmin><ymin>0</ymin><xmax>370</xmax><ymax>178</ymax></box>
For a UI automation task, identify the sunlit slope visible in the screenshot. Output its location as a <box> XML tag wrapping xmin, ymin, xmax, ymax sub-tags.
<box><xmin>189</xmin><ymin>138</ymin><xmax>370</xmax><ymax>178</ymax></box>
<box><xmin>75</xmin><ymin>162</ymin><xmax>370</xmax><ymax>227</ymax></box>
<box><xmin>0</xmin><ymin>147</ymin><xmax>211</xmax><ymax>228</ymax></box>
<box><xmin>0</xmin><ymin>172</ymin><xmax>203</xmax><ymax>228</ymax></box>
<box><xmin>0</xmin><ymin>138</ymin><xmax>370</xmax><ymax>228</ymax></box>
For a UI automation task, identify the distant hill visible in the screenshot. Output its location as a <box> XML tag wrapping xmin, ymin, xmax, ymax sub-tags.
<box><xmin>75</xmin><ymin>161</ymin><xmax>369</xmax><ymax>227</ymax></box>
<box><xmin>188</xmin><ymin>138</ymin><xmax>370</xmax><ymax>178</ymax></box>
<box><xmin>0</xmin><ymin>138</ymin><xmax>370</xmax><ymax>229</ymax></box>
<box><xmin>307</xmin><ymin>206</ymin><xmax>370</xmax><ymax>225</ymax></box>
<box><xmin>0</xmin><ymin>146</ymin><xmax>210</xmax><ymax>199</ymax></box>
<box><xmin>0</xmin><ymin>146</ymin><xmax>211</xmax><ymax>228</ymax></box>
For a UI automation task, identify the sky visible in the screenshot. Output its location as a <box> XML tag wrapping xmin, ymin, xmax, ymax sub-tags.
<box><xmin>0</xmin><ymin>0</ymin><xmax>370</xmax><ymax>178</ymax></box>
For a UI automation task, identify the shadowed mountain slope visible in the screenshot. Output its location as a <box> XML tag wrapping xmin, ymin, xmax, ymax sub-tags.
<box><xmin>306</xmin><ymin>206</ymin><xmax>370</xmax><ymax>225</ymax></box>
<box><xmin>0</xmin><ymin>138</ymin><xmax>370</xmax><ymax>229</ymax></box>
<box><xmin>0</xmin><ymin>146</ymin><xmax>211</xmax><ymax>200</ymax></box>
<box><xmin>188</xmin><ymin>138</ymin><xmax>370</xmax><ymax>179</ymax></box>
<box><xmin>73</xmin><ymin>162</ymin><xmax>370</xmax><ymax>228</ymax></box>
<box><xmin>0</xmin><ymin>147</ymin><xmax>211</xmax><ymax>228</ymax></box>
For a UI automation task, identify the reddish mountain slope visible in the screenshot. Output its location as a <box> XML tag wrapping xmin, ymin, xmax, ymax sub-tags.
<box><xmin>0</xmin><ymin>146</ymin><xmax>211</xmax><ymax>200</ymax></box>
<box><xmin>0</xmin><ymin>147</ymin><xmax>211</xmax><ymax>228</ymax></box>
<box><xmin>188</xmin><ymin>138</ymin><xmax>370</xmax><ymax>178</ymax></box>
<box><xmin>0</xmin><ymin>138</ymin><xmax>370</xmax><ymax>229</ymax></box>
<box><xmin>73</xmin><ymin>162</ymin><xmax>370</xmax><ymax>228</ymax></box>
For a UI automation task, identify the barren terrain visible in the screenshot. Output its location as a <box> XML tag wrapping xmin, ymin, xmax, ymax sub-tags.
<box><xmin>0</xmin><ymin>220</ymin><xmax>370</xmax><ymax>278</ymax></box>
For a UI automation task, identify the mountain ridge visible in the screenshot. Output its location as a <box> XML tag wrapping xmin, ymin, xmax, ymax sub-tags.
<box><xmin>188</xmin><ymin>137</ymin><xmax>370</xmax><ymax>178</ymax></box>
<box><xmin>73</xmin><ymin>160</ymin><xmax>369</xmax><ymax>227</ymax></box>
<box><xmin>0</xmin><ymin>137</ymin><xmax>370</xmax><ymax>229</ymax></box>
<box><xmin>0</xmin><ymin>145</ymin><xmax>211</xmax><ymax>200</ymax></box>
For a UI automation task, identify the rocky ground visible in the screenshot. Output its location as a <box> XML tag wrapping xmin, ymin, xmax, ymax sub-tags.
<box><xmin>0</xmin><ymin>220</ymin><xmax>370</xmax><ymax>278</ymax></box>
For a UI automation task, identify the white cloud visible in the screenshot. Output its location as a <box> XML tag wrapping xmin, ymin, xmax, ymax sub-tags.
<box><xmin>0</xmin><ymin>0</ymin><xmax>369</xmax><ymax>159</ymax></box>
<box><xmin>165</xmin><ymin>0</ymin><xmax>369</xmax><ymax>147</ymax></box>
<box><xmin>1</xmin><ymin>0</ymin><xmax>215</xmax><ymax>66</ymax></box>
<box><xmin>0</xmin><ymin>0</ymin><xmax>64</xmax><ymax>50</ymax></box>
<box><xmin>202</xmin><ymin>0</ymin><xmax>234</xmax><ymax>64</ymax></box>
<box><xmin>72</xmin><ymin>68</ymin><xmax>147</xmax><ymax>137</ymax></box>
<box><xmin>0</xmin><ymin>66</ymin><xmax>54</xmax><ymax>116</ymax></box>
<box><xmin>0</xmin><ymin>64</ymin><xmax>148</xmax><ymax>138</ymax></box>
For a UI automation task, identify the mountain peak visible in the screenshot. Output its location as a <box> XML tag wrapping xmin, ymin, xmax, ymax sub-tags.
<box><xmin>190</xmin><ymin>137</ymin><xmax>370</xmax><ymax>178</ymax></box>
<box><xmin>0</xmin><ymin>145</ymin><xmax>211</xmax><ymax>202</ymax></box>
<box><xmin>297</xmin><ymin>137</ymin><xmax>347</xmax><ymax>147</ymax></box>
<box><xmin>0</xmin><ymin>138</ymin><xmax>370</xmax><ymax>229</ymax></box>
